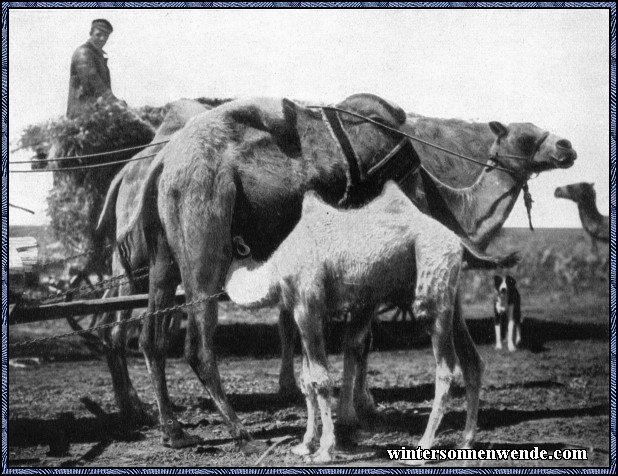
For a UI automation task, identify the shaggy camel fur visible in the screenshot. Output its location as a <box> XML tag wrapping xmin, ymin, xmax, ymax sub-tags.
<box><xmin>554</xmin><ymin>182</ymin><xmax>609</xmax><ymax>252</ymax></box>
<box><xmin>225</xmin><ymin>182</ymin><xmax>492</xmax><ymax>462</ymax></box>
<box><xmin>95</xmin><ymin>99</ymin><xmax>209</xmax><ymax>424</ymax></box>
<box><xmin>113</xmin><ymin>93</ymin><xmax>577</xmax><ymax>449</ymax></box>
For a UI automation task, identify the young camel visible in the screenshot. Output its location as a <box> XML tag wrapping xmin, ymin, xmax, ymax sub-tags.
<box><xmin>225</xmin><ymin>181</ymin><xmax>496</xmax><ymax>463</ymax></box>
<box><xmin>554</xmin><ymin>182</ymin><xmax>609</xmax><ymax>253</ymax></box>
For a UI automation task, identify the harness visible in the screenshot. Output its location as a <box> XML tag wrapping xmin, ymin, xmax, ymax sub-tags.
<box><xmin>315</xmin><ymin>105</ymin><xmax>548</xmax><ymax>230</ymax></box>
<box><xmin>320</xmin><ymin>107</ymin><xmax>421</xmax><ymax>207</ymax></box>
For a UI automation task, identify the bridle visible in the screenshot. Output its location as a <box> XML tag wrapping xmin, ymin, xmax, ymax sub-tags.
<box><xmin>310</xmin><ymin>105</ymin><xmax>550</xmax><ymax>230</ymax></box>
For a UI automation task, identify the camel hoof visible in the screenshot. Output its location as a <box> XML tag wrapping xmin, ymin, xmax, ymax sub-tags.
<box><xmin>291</xmin><ymin>442</ymin><xmax>314</xmax><ymax>456</ymax></box>
<box><xmin>311</xmin><ymin>449</ymin><xmax>332</xmax><ymax>463</ymax></box>
<box><xmin>238</xmin><ymin>438</ymin><xmax>267</xmax><ymax>455</ymax></box>
<box><xmin>161</xmin><ymin>431</ymin><xmax>202</xmax><ymax>449</ymax></box>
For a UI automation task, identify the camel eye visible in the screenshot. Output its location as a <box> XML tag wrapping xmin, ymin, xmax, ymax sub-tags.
<box><xmin>516</xmin><ymin>135</ymin><xmax>536</xmax><ymax>154</ymax></box>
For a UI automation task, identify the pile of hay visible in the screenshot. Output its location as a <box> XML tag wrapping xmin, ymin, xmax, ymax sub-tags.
<box><xmin>17</xmin><ymin>97</ymin><xmax>157</xmax><ymax>273</ymax></box>
<box><xmin>17</xmin><ymin>96</ymin><xmax>234</xmax><ymax>274</ymax></box>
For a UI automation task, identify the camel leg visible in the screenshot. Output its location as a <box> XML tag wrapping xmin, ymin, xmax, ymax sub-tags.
<box><xmin>291</xmin><ymin>354</ymin><xmax>320</xmax><ymax>456</ymax></box>
<box><xmin>172</xmin><ymin>212</ymin><xmax>260</xmax><ymax>452</ymax></box>
<box><xmin>411</xmin><ymin>246</ymin><xmax>461</xmax><ymax>454</ymax></box>
<box><xmin>353</xmin><ymin>327</ymin><xmax>379</xmax><ymax>420</ymax></box>
<box><xmin>415</xmin><ymin>304</ymin><xmax>457</xmax><ymax>451</ymax></box>
<box><xmin>293</xmin><ymin>304</ymin><xmax>335</xmax><ymax>463</ymax></box>
<box><xmin>337</xmin><ymin>309</ymin><xmax>374</xmax><ymax>431</ymax></box>
<box><xmin>139</xmin><ymin>234</ymin><xmax>197</xmax><ymax>448</ymax></box>
<box><xmin>452</xmin><ymin>292</ymin><xmax>484</xmax><ymax>449</ymax></box>
<box><xmin>278</xmin><ymin>308</ymin><xmax>301</xmax><ymax>398</ymax></box>
<box><xmin>103</xmin><ymin>278</ymin><xmax>153</xmax><ymax>425</ymax></box>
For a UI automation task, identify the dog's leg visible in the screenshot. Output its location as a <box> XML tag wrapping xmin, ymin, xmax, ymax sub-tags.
<box><xmin>507</xmin><ymin>304</ymin><xmax>516</xmax><ymax>352</ymax></box>
<box><xmin>493</xmin><ymin>310</ymin><xmax>502</xmax><ymax>350</ymax></box>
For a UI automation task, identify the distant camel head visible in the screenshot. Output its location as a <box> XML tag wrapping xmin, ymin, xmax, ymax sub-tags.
<box><xmin>554</xmin><ymin>182</ymin><xmax>596</xmax><ymax>203</ymax></box>
<box><xmin>487</xmin><ymin>122</ymin><xmax>577</xmax><ymax>176</ymax></box>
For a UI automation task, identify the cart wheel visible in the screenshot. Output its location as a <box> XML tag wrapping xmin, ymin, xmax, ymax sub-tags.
<box><xmin>377</xmin><ymin>302</ymin><xmax>414</xmax><ymax>322</ymax></box>
<box><xmin>64</xmin><ymin>270</ymin><xmax>108</xmax><ymax>355</ymax></box>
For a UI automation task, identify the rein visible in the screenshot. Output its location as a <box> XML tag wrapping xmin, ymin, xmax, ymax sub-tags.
<box><xmin>311</xmin><ymin>105</ymin><xmax>545</xmax><ymax>230</ymax></box>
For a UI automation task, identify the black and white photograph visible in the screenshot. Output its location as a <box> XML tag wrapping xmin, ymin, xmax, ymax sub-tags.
<box><xmin>4</xmin><ymin>3</ymin><xmax>614</xmax><ymax>469</ymax></box>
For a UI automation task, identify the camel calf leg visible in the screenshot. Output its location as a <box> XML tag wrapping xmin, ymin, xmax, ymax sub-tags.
<box><xmin>338</xmin><ymin>308</ymin><xmax>374</xmax><ymax>431</ymax></box>
<box><xmin>278</xmin><ymin>308</ymin><xmax>301</xmax><ymax>397</ymax></box>
<box><xmin>452</xmin><ymin>293</ymin><xmax>484</xmax><ymax>449</ymax></box>
<box><xmin>292</xmin><ymin>354</ymin><xmax>321</xmax><ymax>456</ymax></box>
<box><xmin>293</xmin><ymin>305</ymin><xmax>335</xmax><ymax>463</ymax></box>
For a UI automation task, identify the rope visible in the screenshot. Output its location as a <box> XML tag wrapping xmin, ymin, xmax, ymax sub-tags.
<box><xmin>9</xmin><ymin>152</ymin><xmax>160</xmax><ymax>173</ymax></box>
<box><xmin>8</xmin><ymin>203</ymin><xmax>35</xmax><ymax>214</ymax></box>
<box><xmin>9</xmin><ymin>139</ymin><xmax>170</xmax><ymax>164</ymax></box>
<box><xmin>308</xmin><ymin>106</ymin><xmax>521</xmax><ymax>175</ymax></box>
<box><xmin>523</xmin><ymin>182</ymin><xmax>535</xmax><ymax>231</ymax></box>
<box><xmin>38</xmin><ymin>267</ymin><xmax>149</xmax><ymax>305</ymax></box>
<box><xmin>8</xmin><ymin>291</ymin><xmax>227</xmax><ymax>350</ymax></box>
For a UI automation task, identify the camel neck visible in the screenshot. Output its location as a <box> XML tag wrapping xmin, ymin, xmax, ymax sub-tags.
<box><xmin>402</xmin><ymin>115</ymin><xmax>525</xmax><ymax>249</ymax></box>
<box><xmin>577</xmin><ymin>199</ymin><xmax>605</xmax><ymax>236</ymax></box>
<box><xmin>419</xmin><ymin>163</ymin><xmax>523</xmax><ymax>250</ymax></box>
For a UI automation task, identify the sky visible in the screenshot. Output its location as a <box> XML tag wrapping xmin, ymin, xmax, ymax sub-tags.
<box><xmin>7</xmin><ymin>7</ymin><xmax>611</xmax><ymax>228</ymax></box>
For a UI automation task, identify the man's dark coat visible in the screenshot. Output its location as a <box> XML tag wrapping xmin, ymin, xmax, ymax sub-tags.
<box><xmin>67</xmin><ymin>41</ymin><xmax>114</xmax><ymax>118</ymax></box>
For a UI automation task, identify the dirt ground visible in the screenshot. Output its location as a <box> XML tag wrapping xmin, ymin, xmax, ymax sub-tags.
<box><xmin>7</xmin><ymin>294</ymin><xmax>611</xmax><ymax>469</ymax></box>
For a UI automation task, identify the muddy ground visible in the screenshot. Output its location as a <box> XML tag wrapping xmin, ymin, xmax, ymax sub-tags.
<box><xmin>7</xmin><ymin>293</ymin><xmax>611</xmax><ymax>469</ymax></box>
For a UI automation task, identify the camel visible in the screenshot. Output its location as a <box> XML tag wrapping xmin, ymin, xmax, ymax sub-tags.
<box><xmin>224</xmin><ymin>181</ymin><xmax>498</xmax><ymax>462</ymax></box>
<box><xmin>114</xmin><ymin>93</ymin><xmax>576</xmax><ymax>449</ymax></box>
<box><xmin>277</xmin><ymin>115</ymin><xmax>579</xmax><ymax>422</ymax></box>
<box><xmin>95</xmin><ymin>98</ymin><xmax>210</xmax><ymax>424</ymax></box>
<box><xmin>554</xmin><ymin>182</ymin><xmax>609</xmax><ymax>252</ymax></box>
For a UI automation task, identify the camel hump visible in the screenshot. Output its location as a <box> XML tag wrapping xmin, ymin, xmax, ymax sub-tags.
<box><xmin>156</xmin><ymin>99</ymin><xmax>209</xmax><ymax>138</ymax></box>
<box><xmin>221</xmin><ymin>97</ymin><xmax>301</xmax><ymax>156</ymax></box>
<box><xmin>335</xmin><ymin>93</ymin><xmax>407</xmax><ymax>127</ymax></box>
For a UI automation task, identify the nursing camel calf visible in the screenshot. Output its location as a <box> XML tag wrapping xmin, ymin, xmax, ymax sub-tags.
<box><xmin>225</xmin><ymin>181</ymin><xmax>514</xmax><ymax>462</ymax></box>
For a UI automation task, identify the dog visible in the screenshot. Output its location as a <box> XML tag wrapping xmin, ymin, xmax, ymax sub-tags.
<box><xmin>493</xmin><ymin>275</ymin><xmax>522</xmax><ymax>351</ymax></box>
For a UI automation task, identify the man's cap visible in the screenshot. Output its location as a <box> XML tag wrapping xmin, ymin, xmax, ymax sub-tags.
<box><xmin>92</xmin><ymin>19</ymin><xmax>113</xmax><ymax>34</ymax></box>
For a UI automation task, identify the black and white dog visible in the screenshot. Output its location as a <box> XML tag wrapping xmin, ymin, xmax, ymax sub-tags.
<box><xmin>493</xmin><ymin>275</ymin><xmax>522</xmax><ymax>351</ymax></box>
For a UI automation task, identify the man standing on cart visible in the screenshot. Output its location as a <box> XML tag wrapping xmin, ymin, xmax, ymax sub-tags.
<box><xmin>67</xmin><ymin>19</ymin><xmax>116</xmax><ymax>118</ymax></box>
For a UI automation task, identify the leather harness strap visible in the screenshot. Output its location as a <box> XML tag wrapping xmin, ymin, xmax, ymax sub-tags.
<box><xmin>322</xmin><ymin>108</ymin><xmax>422</xmax><ymax>207</ymax></box>
<box><xmin>321</xmin><ymin>108</ymin><xmax>364</xmax><ymax>205</ymax></box>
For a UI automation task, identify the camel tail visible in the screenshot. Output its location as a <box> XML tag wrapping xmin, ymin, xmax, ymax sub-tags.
<box><xmin>461</xmin><ymin>240</ymin><xmax>521</xmax><ymax>270</ymax></box>
<box><xmin>96</xmin><ymin>167</ymin><xmax>126</xmax><ymax>235</ymax></box>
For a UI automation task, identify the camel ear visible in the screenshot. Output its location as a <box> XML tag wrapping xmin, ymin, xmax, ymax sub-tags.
<box><xmin>494</xmin><ymin>275</ymin><xmax>502</xmax><ymax>290</ymax></box>
<box><xmin>489</xmin><ymin>121</ymin><xmax>508</xmax><ymax>138</ymax></box>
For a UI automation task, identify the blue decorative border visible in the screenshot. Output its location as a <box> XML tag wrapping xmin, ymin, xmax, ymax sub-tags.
<box><xmin>1</xmin><ymin>2</ymin><xmax>615</xmax><ymax>474</ymax></box>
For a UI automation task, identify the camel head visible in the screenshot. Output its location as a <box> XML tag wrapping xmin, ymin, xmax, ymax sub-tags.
<box><xmin>554</xmin><ymin>182</ymin><xmax>596</xmax><ymax>204</ymax></box>
<box><xmin>487</xmin><ymin>122</ymin><xmax>577</xmax><ymax>177</ymax></box>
